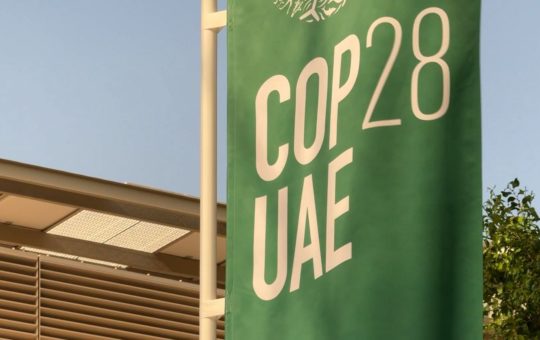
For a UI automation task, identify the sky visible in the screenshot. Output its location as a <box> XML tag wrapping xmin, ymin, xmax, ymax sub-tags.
<box><xmin>0</xmin><ymin>0</ymin><xmax>538</xmax><ymax>202</ymax></box>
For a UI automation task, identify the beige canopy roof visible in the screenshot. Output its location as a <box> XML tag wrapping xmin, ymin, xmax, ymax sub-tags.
<box><xmin>0</xmin><ymin>158</ymin><xmax>226</xmax><ymax>284</ymax></box>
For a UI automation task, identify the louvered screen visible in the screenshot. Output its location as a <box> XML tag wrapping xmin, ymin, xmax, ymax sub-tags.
<box><xmin>0</xmin><ymin>248</ymin><xmax>38</xmax><ymax>340</ymax></box>
<box><xmin>39</xmin><ymin>256</ymin><xmax>225</xmax><ymax>339</ymax></box>
<box><xmin>0</xmin><ymin>247</ymin><xmax>225</xmax><ymax>339</ymax></box>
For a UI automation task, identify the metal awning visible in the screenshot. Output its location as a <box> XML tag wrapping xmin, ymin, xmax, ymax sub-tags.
<box><xmin>0</xmin><ymin>158</ymin><xmax>226</xmax><ymax>283</ymax></box>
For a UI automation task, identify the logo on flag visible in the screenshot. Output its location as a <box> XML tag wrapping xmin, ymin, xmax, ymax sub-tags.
<box><xmin>273</xmin><ymin>0</ymin><xmax>347</xmax><ymax>23</ymax></box>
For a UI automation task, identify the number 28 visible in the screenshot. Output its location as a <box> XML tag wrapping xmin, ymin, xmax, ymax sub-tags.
<box><xmin>362</xmin><ymin>7</ymin><xmax>451</xmax><ymax>129</ymax></box>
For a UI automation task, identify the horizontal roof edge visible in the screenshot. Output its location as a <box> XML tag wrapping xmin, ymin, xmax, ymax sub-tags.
<box><xmin>0</xmin><ymin>158</ymin><xmax>226</xmax><ymax>234</ymax></box>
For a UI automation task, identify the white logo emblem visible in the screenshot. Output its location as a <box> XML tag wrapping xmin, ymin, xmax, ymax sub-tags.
<box><xmin>274</xmin><ymin>0</ymin><xmax>347</xmax><ymax>23</ymax></box>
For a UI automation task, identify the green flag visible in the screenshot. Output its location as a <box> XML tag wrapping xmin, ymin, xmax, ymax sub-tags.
<box><xmin>227</xmin><ymin>1</ymin><xmax>482</xmax><ymax>339</ymax></box>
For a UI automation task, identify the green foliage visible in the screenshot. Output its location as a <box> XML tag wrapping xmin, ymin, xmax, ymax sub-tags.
<box><xmin>483</xmin><ymin>179</ymin><xmax>540</xmax><ymax>339</ymax></box>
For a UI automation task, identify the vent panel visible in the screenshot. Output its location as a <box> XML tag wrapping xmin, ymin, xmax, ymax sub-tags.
<box><xmin>39</xmin><ymin>257</ymin><xmax>224</xmax><ymax>339</ymax></box>
<box><xmin>0</xmin><ymin>248</ymin><xmax>38</xmax><ymax>339</ymax></box>
<box><xmin>0</xmin><ymin>248</ymin><xmax>225</xmax><ymax>339</ymax></box>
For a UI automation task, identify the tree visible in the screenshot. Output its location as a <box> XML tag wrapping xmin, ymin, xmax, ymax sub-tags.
<box><xmin>483</xmin><ymin>179</ymin><xmax>540</xmax><ymax>339</ymax></box>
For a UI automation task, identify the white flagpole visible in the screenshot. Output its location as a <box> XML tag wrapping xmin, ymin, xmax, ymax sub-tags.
<box><xmin>200</xmin><ymin>0</ymin><xmax>226</xmax><ymax>339</ymax></box>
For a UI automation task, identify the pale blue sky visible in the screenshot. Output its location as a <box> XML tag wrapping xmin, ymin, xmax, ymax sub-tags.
<box><xmin>0</xmin><ymin>0</ymin><xmax>537</xmax><ymax>201</ymax></box>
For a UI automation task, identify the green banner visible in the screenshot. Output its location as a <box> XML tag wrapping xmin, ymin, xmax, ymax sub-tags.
<box><xmin>227</xmin><ymin>1</ymin><xmax>482</xmax><ymax>339</ymax></box>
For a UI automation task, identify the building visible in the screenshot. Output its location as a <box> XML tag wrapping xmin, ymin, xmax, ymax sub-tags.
<box><xmin>0</xmin><ymin>158</ymin><xmax>225</xmax><ymax>339</ymax></box>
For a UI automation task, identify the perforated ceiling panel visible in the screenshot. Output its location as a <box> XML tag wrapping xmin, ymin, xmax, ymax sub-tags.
<box><xmin>47</xmin><ymin>210</ymin><xmax>138</xmax><ymax>243</ymax></box>
<box><xmin>47</xmin><ymin>210</ymin><xmax>189</xmax><ymax>253</ymax></box>
<box><xmin>105</xmin><ymin>221</ymin><xmax>189</xmax><ymax>253</ymax></box>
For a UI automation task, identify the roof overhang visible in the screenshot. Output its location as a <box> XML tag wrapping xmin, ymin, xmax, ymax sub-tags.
<box><xmin>0</xmin><ymin>158</ymin><xmax>226</xmax><ymax>284</ymax></box>
<box><xmin>0</xmin><ymin>158</ymin><xmax>226</xmax><ymax>234</ymax></box>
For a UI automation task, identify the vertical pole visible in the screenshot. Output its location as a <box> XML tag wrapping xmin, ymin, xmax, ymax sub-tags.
<box><xmin>200</xmin><ymin>0</ymin><xmax>218</xmax><ymax>339</ymax></box>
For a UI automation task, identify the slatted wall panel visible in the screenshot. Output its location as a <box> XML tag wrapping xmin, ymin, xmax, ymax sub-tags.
<box><xmin>0</xmin><ymin>248</ymin><xmax>225</xmax><ymax>339</ymax></box>
<box><xmin>39</xmin><ymin>256</ymin><xmax>225</xmax><ymax>339</ymax></box>
<box><xmin>0</xmin><ymin>248</ymin><xmax>38</xmax><ymax>340</ymax></box>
